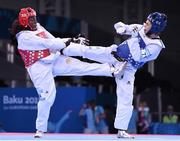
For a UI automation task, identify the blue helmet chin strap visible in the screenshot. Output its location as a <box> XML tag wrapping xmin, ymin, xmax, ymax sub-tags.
<box><xmin>147</xmin><ymin>12</ymin><xmax>167</xmax><ymax>34</ymax></box>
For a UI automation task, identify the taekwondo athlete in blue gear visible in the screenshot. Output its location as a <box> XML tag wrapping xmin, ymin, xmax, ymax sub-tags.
<box><xmin>61</xmin><ymin>12</ymin><xmax>167</xmax><ymax>138</ymax></box>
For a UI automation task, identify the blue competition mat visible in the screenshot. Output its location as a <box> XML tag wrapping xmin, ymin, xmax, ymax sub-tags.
<box><xmin>0</xmin><ymin>133</ymin><xmax>180</xmax><ymax>141</ymax></box>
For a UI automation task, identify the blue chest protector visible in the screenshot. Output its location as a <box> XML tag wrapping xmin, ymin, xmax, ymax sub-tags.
<box><xmin>116</xmin><ymin>34</ymin><xmax>146</xmax><ymax>69</ymax></box>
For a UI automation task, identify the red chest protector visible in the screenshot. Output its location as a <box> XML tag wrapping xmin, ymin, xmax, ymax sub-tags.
<box><xmin>18</xmin><ymin>31</ymin><xmax>50</xmax><ymax>68</ymax></box>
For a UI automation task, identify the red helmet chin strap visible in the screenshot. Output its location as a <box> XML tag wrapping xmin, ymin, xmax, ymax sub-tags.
<box><xmin>18</xmin><ymin>7</ymin><xmax>36</xmax><ymax>28</ymax></box>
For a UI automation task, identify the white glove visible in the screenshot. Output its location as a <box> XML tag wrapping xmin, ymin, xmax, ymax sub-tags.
<box><xmin>73</xmin><ymin>34</ymin><xmax>89</xmax><ymax>45</ymax></box>
<box><xmin>114</xmin><ymin>22</ymin><xmax>126</xmax><ymax>35</ymax></box>
<box><xmin>130</xmin><ymin>25</ymin><xmax>139</xmax><ymax>37</ymax></box>
<box><xmin>116</xmin><ymin>28</ymin><xmax>126</xmax><ymax>35</ymax></box>
<box><xmin>73</xmin><ymin>37</ymin><xmax>89</xmax><ymax>46</ymax></box>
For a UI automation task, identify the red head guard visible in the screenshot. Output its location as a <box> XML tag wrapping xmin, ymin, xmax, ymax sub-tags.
<box><xmin>18</xmin><ymin>7</ymin><xmax>36</xmax><ymax>27</ymax></box>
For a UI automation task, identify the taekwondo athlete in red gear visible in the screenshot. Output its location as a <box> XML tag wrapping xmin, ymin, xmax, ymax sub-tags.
<box><xmin>61</xmin><ymin>12</ymin><xmax>167</xmax><ymax>138</ymax></box>
<box><xmin>10</xmin><ymin>7</ymin><xmax>123</xmax><ymax>138</ymax></box>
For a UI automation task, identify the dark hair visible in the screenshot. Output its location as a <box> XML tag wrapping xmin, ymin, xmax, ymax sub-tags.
<box><xmin>9</xmin><ymin>19</ymin><xmax>30</xmax><ymax>48</ymax></box>
<box><xmin>9</xmin><ymin>19</ymin><xmax>31</xmax><ymax>56</ymax></box>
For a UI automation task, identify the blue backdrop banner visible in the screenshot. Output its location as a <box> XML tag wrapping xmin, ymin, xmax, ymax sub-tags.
<box><xmin>0</xmin><ymin>87</ymin><xmax>96</xmax><ymax>133</ymax></box>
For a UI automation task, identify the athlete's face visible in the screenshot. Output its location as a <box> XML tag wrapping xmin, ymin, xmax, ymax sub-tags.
<box><xmin>28</xmin><ymin>16</ymin><xmax>37</xmax><ymax>31</ymax></box>
<box><xmin>143</xmin><ymin>20</ymin><xmax>152</xmax><ymax>34</ymax></box>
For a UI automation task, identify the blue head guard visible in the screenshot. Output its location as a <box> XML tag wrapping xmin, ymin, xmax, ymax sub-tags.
<box><xmin>147</xmin><ymin>12</ymin><xmax>167</xmax><ymax>33</ymax></box>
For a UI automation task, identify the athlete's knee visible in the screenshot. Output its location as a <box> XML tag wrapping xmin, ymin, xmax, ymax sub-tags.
<box><xmin>37</xmin><ymin>88</ymin><xmax>56</xmax><ymax>105</ymax></box>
